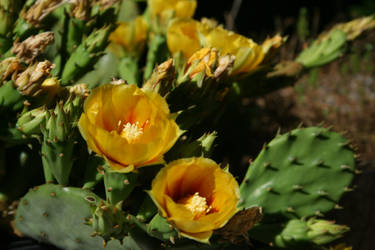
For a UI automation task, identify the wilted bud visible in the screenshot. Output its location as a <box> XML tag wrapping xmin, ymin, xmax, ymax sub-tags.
<box><xmin>0</xmin><ymin>57</ymin><xmax>22</xmax><ymax>82</ymax></box>
<box><xmin>261</xmin><ymin>34</ymin><xmax>285</xmax><ymax>64</ymax></box>
<box><xmin>11</xmin><ymin>32</ymin><xmax>54</xmax><ymax>63</ymax></box>
<box><xmin>70</xmin><ymin>0</ymin><xmax>90</xmax><ymax>20</ymax></box>
<box><xmin>142</xmin><ymin>59</ymin><xmax>175</xmax><ymax>96</ymax></box>
<box><xmin>17</xmin><ymin>106</ymin><xmax>47</xmax><ymax>135</ymax></box>
<box><xmin>68</xmin><ymin>83</ymin><xmax>90</xmax><ymax>97</ymax></box>
<box><xmin>24</xmin><ymin>0</ymin><xmax>64</xmax><ymax>26</ymax></box>
<box><xmin>15</xmin><ymin>60</ymin><xmax>56</xmax><ymax>97</ymax></box>
<box><xmin>307</xmin><ymin>218</ymin><xmax>349</xmax><ymax>245</ymax></box>
<box><xmin>185</xmin><ymin>48</ymin><xmax>234</xmax><ymax>81</ymax></box>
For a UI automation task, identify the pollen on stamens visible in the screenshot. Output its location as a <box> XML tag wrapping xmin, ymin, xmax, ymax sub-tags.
<box><xmin>178</xmin><ymin>192</ymin><xmax>211</xmax><ymax>219</ymax></box>
<box><xmin>120</xmin><ymin>122</ymin><xmax>143</xmax><ymax>142</ymax></box>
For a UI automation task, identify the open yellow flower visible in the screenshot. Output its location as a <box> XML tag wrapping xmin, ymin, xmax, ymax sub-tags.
<box><xmin>149</xmin><ymin>157</ymin><xmax>240</xmax><ymax>243</ymax></box>
<box><xmin>148</xmin><ymin>0</ymin><xmax>197</xmax><ymax>28</ymax></box>
<box><xmin>78</xmin><ymin>83</ymin><xmax>182</xmax><ymax>172</ymax></box>
<box><xmin>168</xmin><ymin>18</ymin><xmax>282</xmax><ymax>75</ymax></box>
<box><xmin>109</xmin><ymin>17</ymin><xmax>148</xmax><ymax>57</ymax></box>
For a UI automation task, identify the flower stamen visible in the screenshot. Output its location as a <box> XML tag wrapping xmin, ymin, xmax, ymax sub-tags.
<box><xmin>120</xmin><ymin>121</ymin><xmax>143</xmax><ymax>142</ymax></box>
<box><xmin>178</xmin><ymin>192</ymin><xmax>211</xmax><ymax>219</ymax></box>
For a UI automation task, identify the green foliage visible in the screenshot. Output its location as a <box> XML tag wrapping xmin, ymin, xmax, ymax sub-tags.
<box><xmin>239</xmin><ymin>127</ymin><xmax>355</xmax><ymax>220</ymax></box>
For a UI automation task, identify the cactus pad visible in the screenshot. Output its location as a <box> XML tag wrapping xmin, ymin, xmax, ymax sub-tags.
<box><xmin>239</xmin><ymin>127</ymin><xmax>356</xmax><ymax>219</ymax></box>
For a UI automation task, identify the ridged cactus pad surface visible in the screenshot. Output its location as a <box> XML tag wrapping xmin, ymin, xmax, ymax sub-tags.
<box><xmin>239</xmin><ymin>127</ymin><xmax>355</xmax><ymax>219</ymax></box>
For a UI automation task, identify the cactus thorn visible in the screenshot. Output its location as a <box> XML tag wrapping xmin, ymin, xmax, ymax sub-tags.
<box><xmin>292</xmin><ymin>185</ymin><xmax>304</xmax><ymax>191</ymax></box>
<box><xmin>91</xmin><ymin>231</ymin><xmax>99</xmax><ymax>237</ymax></box>
<box><xmin>113</xmin><ymin>224</ymin><xmax>120</xmax><ymax>229</ymax></box>
<box><xmin>127</xmin><ymin>215</ymin><xmax>131</xmax><ymax>220</ymax></box>
<box><xmin>169</xmin><ymin>224</ymin><xmax>173</xmax><ymax>230</ymax></box>
<box><xmin>266</xmin><ymin>187</ymin><xmax>273</xmax><ymax>192</ymax></box>
<box><xmin>33</xmin><ymin>186</ymin><xmax>38</xmax><ymax>191</ymax></box>
<box><xmin>75</xmin><ymin>238</ymin><xmax>81</xmax><ymax>243</ymax></box>
<box><xmin>59</xmin><ymin>153</ymin><xmax>64</xmax><ymax>158</ymax></box>
<box><xmin>288</xmin><ymin>156</ymin><xmax>297</xmax><ymax>164</ymax></box>
<box><xmin>107</xmin><ymin>187</ymin><xmax>113</xmax><ymax>192</ymax></box>
<box><xmin>23</xmin><ymin>200</ymin><xmax>28</xmax><ymax>206</ymax></box>
<box><xmin>315</xmin><ymin>210</ymin><xmax>324</xmax><ymax>217</ymax></box>
<box><xmin>50</xmin><ymin>192</ymin><xmax>56</xmax><ymax>197</ymax></box>
<box><xmin>18</xmin><ymin>216</ymin><xmax>24</xmax><ymax>221</ymax></box>
<box><xmin>318</xmin><ymin>190</ymin><xmax>328</xmax><ymax>196</ymax></box>
<box><xmin>344</xmin><ymin>186</ymin><xmax>354</xmax><ymax>192</ymax></box>
<box><xmin>84</xmin><ymin>196</ymin><xmax>96</xmax><ymax>203</ymax></box>
<box><xmin>286</xmin><ymin>207</ymin><xmax>295</xmax><ymax>213</ymax></box>
<box><xmin>264</xmin><ymin>162</ymin><xmax>270</xmax><ymax>168</ymax></box>
<box><xmin>103</xmin><ymin>240</ymin><xmax>107</xmax><ymax>247</ymax></box>
<box><xmin>40</xmin><ymin>232</ymin><xmax>47</xmax><ymax>238</ymax></box>
<box><xmin>123</xmin><ymin>179</ymin><xmax>130</xmax><ymax>185</ymax></box>
<box><xmin>262</xmin><ymin>143</ymin><xmax>269</xmax><ymax>150</ymax></box>
<box><xmin>43</xmin><ymin>212</ymin><xmax>48</xmax><ymax>217</ymax></box>
<box><xmin>170</xmin><ymin>236</ymin><xmax>175</xmax><ymax>244</ymax></box>
<box><xmin>53</xmin><ymin>136</ymin><xmax>58</xmax><ymax>143</ymax></box>
<box><xmin>334</xmin><ymin>204</ymin><xmax>343</xmax><ymax>210</ymax></box>
<box><xmin>355</xmin><ymin>169</ymin><xmax>363</xmax><ymax>175</ymax></box>
<box><xmin>243</xmin><ymin>178</ymin><xmax>249</xmax><ymax>183</ymax></box>
<box><xmin>22</xmin><ymin>134</ymin><xmax>27</xmax><ymax>139</ymax></box>
<box><xmin>340</xmin><ymin>164</ymin><xmax>352</xmax><ymax>171</ymax></box>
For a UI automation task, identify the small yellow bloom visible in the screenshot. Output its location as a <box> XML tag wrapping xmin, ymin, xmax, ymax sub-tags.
<box><xmin>149</xmin><ymin>0</ymin><xmax>197</xmax><ymax>28</ymax></box>
<box><xmin>109</xmin><ymin>17</ymin><xmax>148</xmax><ymax>56</ymax></box>
<box><xmin>149</xmin><ymin>157</ymin><xmax>240</xmax><ymax>243</ymax></box>
<box><xmin>78</xmin><ymin>83</ymin><xmax>182</xmax><ymax>172</ymax></box>
<box><xmin>167</xmin><ymin>18</ymin><xmax>268</xmax><ymax>75</ymax></box>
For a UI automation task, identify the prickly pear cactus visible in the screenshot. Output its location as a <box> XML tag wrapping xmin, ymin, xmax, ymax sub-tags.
<box><xmin>239</xmin><ymin>127</ymin><xmax>356</xmax><ymax>219</ymax></box>
<box><xmin>15</xmin><ymin>184</ymin><xmax>156</xmax><ymax>250</ymax></box>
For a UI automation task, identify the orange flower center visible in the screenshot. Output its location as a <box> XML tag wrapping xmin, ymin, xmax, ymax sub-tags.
<box><xmin>178</xmin><ymin>192</ymin><xmax>212</xmax><ymax>219</ymax></box>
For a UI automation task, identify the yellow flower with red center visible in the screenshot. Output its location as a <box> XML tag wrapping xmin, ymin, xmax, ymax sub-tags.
<box><xmin>167</xmin><ymin>18</ymin><xmax>283</xmax><ymax>75</ymax></box>
<box><xmin>78</xmin><ymin>83</ymin><xmax>182</xmax><ymax>172</ymax></box>
<box><xmin>149</xmin><ymin>157</ymin><xmax>240</xmax><ymax>243</ymax></box>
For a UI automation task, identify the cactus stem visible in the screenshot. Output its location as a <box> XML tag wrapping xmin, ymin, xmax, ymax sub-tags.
<box><xmin>50</xmin><ymin>192</ymin><xmax>56</xmax><ymax>197</ymax></box>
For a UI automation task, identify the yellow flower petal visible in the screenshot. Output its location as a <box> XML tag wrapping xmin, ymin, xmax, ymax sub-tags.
<box><xmin>78</xmin><ymin>83</ymin><xmax>181</xmax><ymax>172</ymax></box>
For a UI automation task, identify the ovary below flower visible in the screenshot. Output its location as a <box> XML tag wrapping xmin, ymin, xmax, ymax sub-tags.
<box><xmin>149</xmin><ymin>157</ymin><xmax>240</xmax><ymax>243</ymax></box>
<box><xmin>78</xmin><ymin>83</ymin><xmax>182</xmax><ymax>172</ymax></box>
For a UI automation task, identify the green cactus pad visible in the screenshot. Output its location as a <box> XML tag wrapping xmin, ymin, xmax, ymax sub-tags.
<box><xmin>296</xmin><ymin>30</ymin><xmax>347</xmax><ymax>68</ymax></box>
<box><xmin>15</xmin><ymin>184</ymin><xmax>154</xmax><ymax>250</ymax></box>
<box><xmin>239</xmin><ymin>127</ymin><xmax>355</xmax><ymax>219</ymax></box>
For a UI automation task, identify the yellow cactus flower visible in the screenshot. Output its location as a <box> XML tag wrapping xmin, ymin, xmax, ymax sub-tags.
<box><xmin>109</xmin><ymin>17</ymin><xmax>148</xmax><ymax>57</ymax></box>
<box><xmin>148</xmin><ymin>0</ymin><xmax>197</xmax><ymax>28</ymax></box>
<box><xmin>149</xmin><ymin>157</ymin><xmax>240</xmax><ymax>243</ymax></box>
<box><xmin>78</xmin><ymin>83</ymin><xmax>182</xmax><ymax>172</ymax></box>
<box><xmin>167</xmin><ymin>18</ymin><xmax>272</xmax><ymax>75</ymax></box>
